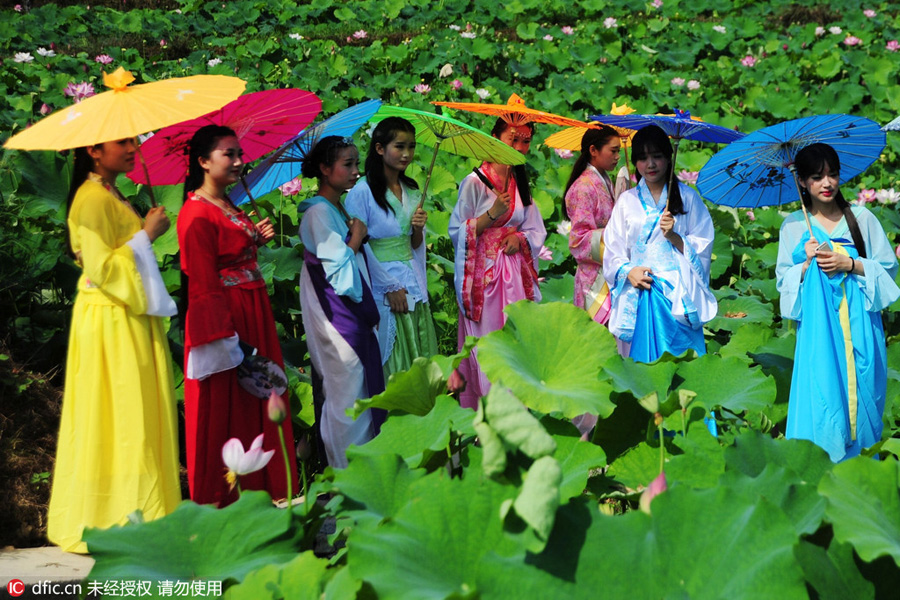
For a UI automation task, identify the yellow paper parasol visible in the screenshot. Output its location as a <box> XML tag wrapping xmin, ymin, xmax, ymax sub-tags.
<box><xmin>4</xmin><ymin>67</ymin><xmax>246</xmax><ymax>151</ymax></box>
<box><xmin>433</xmin><ymin>93</ymin><xmax>585</xmax><ymax>128</ymax></box>
<box><xmin>544</xmin><ymin>103</ymin><xmax>638</xmax><ymax>151</ymax></box>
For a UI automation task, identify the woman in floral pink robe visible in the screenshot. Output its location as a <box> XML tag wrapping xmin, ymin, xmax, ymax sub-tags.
<box><xmin>564</xmin><ymin>126</ymin><xmax>621</xmax><ymax>324</ymax></box>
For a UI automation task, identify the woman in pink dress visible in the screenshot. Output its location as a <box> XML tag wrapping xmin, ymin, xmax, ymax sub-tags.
<box><xmin>448</xmin><ymin>118</ymin><xmax>547</xmax><ymax>409</ymax></box>
<box><xmin>564</xmin><ymin>125</ymin><xmax>621</xmax><ymax>324</ymax></box>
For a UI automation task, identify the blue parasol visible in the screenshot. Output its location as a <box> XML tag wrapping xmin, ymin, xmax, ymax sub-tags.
<box><xmin>231</xmin><ymin>99</ymin><xmax>382</xmax><ymax>206</ymax></box>
<box><xmin>696</xmin><ymin>114</ymin><xmax>885</xmax><ymax>233</ymax></box>
<box><xmin>883</xmin><ymin>115</ymin><xmax>900</xmax><ymax>132</ymax></box>
<box><xmin>589</xmin><ymin>109</ymin><xmax>744</xmax><ymax>209</ymax></box>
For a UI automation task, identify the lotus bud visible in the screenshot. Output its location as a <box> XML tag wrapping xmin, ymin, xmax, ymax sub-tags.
<box><xmin>296</xmin><ymin>434</ymin><xmax>312</xmax><ymax>461</ymax></box>
<box><xmin>639</xmin><ymin>471</ymin><xmax>668</xmax><ymax>514</ymax></box>
<box><xmin>267</xmin><ymin>391</ymin><xmax>287</xmax><ymax>423</ymax></box>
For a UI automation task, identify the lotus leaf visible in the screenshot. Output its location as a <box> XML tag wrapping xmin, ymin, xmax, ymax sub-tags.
<box><xmin>223</xmin><ymin>552</ymin><xmax>331</xmax><ymax>600</ymax></box>
<box><xmin>675</xmin><ymin>354</ymin><xmax>777</xmax><ymax>414</ymax></box>
<box><xmin>352</xmin><ymin>356</ymin><xmax>446</xmax><ymax>417</ymax></box>
<box><xmin>795</xmin><ymin>540</ymin><xmax>875</xmax><ymax>600</ymax></box>
<box><xmin>478</xmin><ymin>301</ymin><xmax>618</xmax><ymax>419</ymax></box>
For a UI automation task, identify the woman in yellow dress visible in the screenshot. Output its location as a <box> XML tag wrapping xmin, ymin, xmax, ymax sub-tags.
<box><xmin>47</xmin><ymin>138</ymin><xmax>181</xmax><ymax>553</ymax></box>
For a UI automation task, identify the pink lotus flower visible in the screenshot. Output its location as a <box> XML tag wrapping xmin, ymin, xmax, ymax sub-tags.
<box><xmin>829</xmin><ymin>26</ymin><xmax>842</xmax><ymax>35</ymax></box>
<box><xmin>460</xmin><ymin>31</ymin><xmax>476</xmax><ymax>39</ymax></box>
<box><xmin>844</xmin><ymin>36</ymin><xmax>862</xmax><ymax>46</ymax></box>
<box><xmin>40</xmin><ymin>103</ymin><xmax>51</xmax><ymax>115</ymax></box>
<box><xmin>746</xmin><ymin>209</ymin><xmax>756</xmax><ymax>221</ymax></box>
<box><xmin>450</xmin><ymin>79</ymin><xmax>463</xmax><ymax>90</ymax></box>
<box><xmin>603</xmin><ymin>17</ymin><xmax>618</xmax><ymax>29</ymax></box>
<box><xmin>856</xmin><ymin>189</ymin><xmax>877</xmax><ymax>204</ymax></box>
<box><xmin>554</xmin><ymin>148</ymin><xmax>574</xmax><ymax>159</ymax></box>
<box><xmin>671</xmin><ymin>77</ymin><xmax>685</xmax><ymax>87</ymax></box>
<box><xmin>896</xmin><ymin>245</ymin><xmax>900</xmax><ymax>260</ymax></box>
<box><xmin>561</xmin><ymin>26</ymin><xmax>574</xmax><ymax>35</ymax></box>
<box><xmin>864</xmin><ymin>9</ymin><xmax>876</xmax><ymax>17</ymax></box>
<box><xmin>14</xmin><ymin>4</ymin><xmax>22</xmax><ymax>11</ymax></box>
<box><xmin>222</xmin><ymin>433</ymin><xmax>274</xmax><ymax>490</ymax></box>
<box><xmin>414</xmin><ymin>83</ymin><xmax>431</xmax><ymax>94</ymax></box>
<box><xmin>652</xmin><ymin>0</ymin><xmax>663</xmax><ymax>7</ymax></box>
<box><xmin>267</xmin><ymin>391</ymin><xmax>287</xmax><ymax>423</ymax></box>
<box><xmin>353</xmin><ymin>29</ymin><xmax>368</xmax><ymax>39</ymax></box>
<box><xmin>713</xmin><ymin>25</ymin><xmax>727</xmax><ymax>34</ymax></box>
<box><xmin>279</xmin><ymin>177</ymin><xmax>303</xmax><ymax>196</ymax></box>
<box><xmin>543</xmin><ymin>34</ymin><xmax>554</xmax><ymax>41</ymax></box>
<box><xmin>687</xmin><ymin>79</ymin><xmax>700</xmax><ymax>90</ymax></box>
<box><xmin>538</xmin><ymin>245</ymin><xmax>554</xmax><ymax>261</ymax></box>
<box><xmin>95</xmin><ymin>54</ymin><xmax>113</xmax><ymax>65</ymax></box>
<box><xmin>815</xmin><ymin>26</ymin><xmax>826</xmax><ymax>36</ymax></box>
<box><xmin>876</xmin><ymin>188</ymin><xmax>900</xmax><ymax>204</ymax></box>
<box><xmin>639</xmin><ymin>471</ymin><xmax>668</xmax><ymax>514</ymax></box>
<box><xmin>741</xmin><ymin>55</ymin><xmax>757</xmax><ymax>67</ymax></box>
<box><xmin>64</xmin><ymin>81</ymin><xmax>96</xmax><ymax>103</ymax></box>
<box><xmin>886</xmin><ymin>40</ymin><xmax>898</xmax><ymax>51</ymax></box>
<box><xmin>677</xmin><ymin>170</ymin><xmax>699</xmax><ymax>185</ymax></box>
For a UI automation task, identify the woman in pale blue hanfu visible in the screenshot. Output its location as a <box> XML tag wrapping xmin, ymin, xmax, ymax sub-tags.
<box><xmin>776</xmin><ymin>143</ymin><xmax>899</xmax><ymax>462</ymax></box>
<box><xmin>345</xmin><ymin>117</ymin><xmax>437</xmax><ymax>379</ymax></box>
<box><xmin>603</xmin><ymin>125</ymin><xmax>717</xmax><ymax>363</ymax></box>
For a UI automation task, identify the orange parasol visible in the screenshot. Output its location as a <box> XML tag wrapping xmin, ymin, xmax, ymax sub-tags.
<box><xmin>432</xmin><ymin>93</ymin><xmax>585</xmax><ymax>128</ymax></box>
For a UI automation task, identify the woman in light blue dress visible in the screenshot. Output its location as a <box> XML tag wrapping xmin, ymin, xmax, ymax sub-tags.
<box><xmin>776</xmin><ymin>143</ymin><xmax>899</xmax><ymax>462</ymax></box>
<box><xmin>345</xmin><ymin>117</ymin><xmax>437</xmax><ymax>379</ymax></box>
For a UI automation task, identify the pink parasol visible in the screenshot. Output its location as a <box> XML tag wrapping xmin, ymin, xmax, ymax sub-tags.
<box><xmin>127</xmin><ymin>88</ymin><xmax>321</xmax><ymax>186</ymax></box>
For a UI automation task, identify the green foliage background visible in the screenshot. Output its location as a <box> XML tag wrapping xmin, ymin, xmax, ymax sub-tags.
<box><xmin>2</xmin><ymin>0</ymin><xmax>900</xmax><ymax>597</ymax></box>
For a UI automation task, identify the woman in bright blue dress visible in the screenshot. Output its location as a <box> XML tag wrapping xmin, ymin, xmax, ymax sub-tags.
<box><xmin>776</xmin><ymin>143</ymin><xmax>899</xmax><ymax>462</ymax></box>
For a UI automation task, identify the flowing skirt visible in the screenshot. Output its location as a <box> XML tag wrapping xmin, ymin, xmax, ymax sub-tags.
<box><xmin>48</xmin><ymin>296</ymin><xmax>181</xmax><ymax>553</ymax></box>
<box><xmin>384</xmin><ymin>302</ymin><xmax>438</xmax><ymax>380</ymax></box>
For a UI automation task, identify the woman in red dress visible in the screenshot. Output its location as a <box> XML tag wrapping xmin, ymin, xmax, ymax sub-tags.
<box><xmin>177</xmin><ymin>125</ymin><xmax>298</xmax><ymax>506</ymax></box>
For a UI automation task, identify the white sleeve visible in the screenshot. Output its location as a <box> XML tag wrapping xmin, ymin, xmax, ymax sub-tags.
<box><xmin>186</xmin><ymin>333</ymin><xmax>243</xmax><ymax>380</ymax></box>
<box><xmin>126</xmin><ymin>230</ymin><xmax>177</xmax><ymax>317</ymax></box>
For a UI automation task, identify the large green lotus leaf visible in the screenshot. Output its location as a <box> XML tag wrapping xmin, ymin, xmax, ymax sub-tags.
<box><xmin>719</xmin><ymin>464</ymin><xmax>825</xmax><ymax>536</ymax></box>
<box><xmin>530</xmin><ymin>485</ymin><xmax>807</xmax><ymax>598</ymax></box>
<box><xmin>429</xmin><ymin>337</ymin><xmax>475</xmax><ymax>379</ymax></box>
<box><xmin>352</xmin><ymin>356</ymin><xmax>445</xmax><ymax>417</ymax></box>
<box><xmin>474</xmin><ymin>420</ymin><xmax>507</xmax><ymax>477</ymax></box>
<box><xmin>591</xmin><ymin>391</ymin><xmax>650</xmax><ymax>463</ymax></box>
<box><xmin>346</xmin><ymin>466</ymin><xmax>538</xmax><ymax>600</ymax></box>
<box><xmin>351</xmin><ymin>395</ymin><xmax>475</xmax><ymax>469</ymax></box>
<box><xmin>542</xmin><ymin>417</ymin><xmax>607</xmax><ymax>502</ymax></box>
<box><xmin>819</xmin><ymin>458</ymin><xmax>900</xmax><ymax>566</ymax></box>
<box><xmin>675</xmin><ymin>354</ymin><xmax>776</xmax><ymax>414</ymax></box>
<box><xmin>665</xmin><ymin>425</ymin><xmax>725</xmax><ymax>490</ymax></box>
<box><xmin>725</xmin><ymin>430</ymin><xmax>833</xmax><ymax>485</ymax></box>
<box><xmin>478</xmin><ymin>301</ymin><xmax>618</xmax><ymax>419</ymax></box>
<box><xmin>84</xmin><ymin>492</ymin><xmax>302</xmax><ymax>584</ymax></box>
<box><xmin>795</xmin><ymin>540</ymin><xmax>875</xmax><ymax>600</ymax></box>
<box><xmin>223</xmin><ymin>552</ymin><xmax>330</xmax><ymax>600</ymax></box>
<box><xmin>603</xmin><ymin>354</ymin><xmax>678</xmax><ymax>402</ymax></box>
<box><xmin>322</xmin><ymin>566</ymin><xmax>362</xmax><ymax>600</ymax></box>
<box><xmin>479</xmin><ymin>385</ymin><xmax>556</xmax><ymax>460</ymax></box>
<box><xmin>748</xmin><ymin>331</ymin><xmax>796</xmax><ymax>409</ymax></box>
<box><xmin>707</xmin><ymin>294</ymin><xmax>775</xmax><ymax>333</ymax></box>
<box><xmin>331</xmin><ymin>452</ymin><xmax>426</xmax><ymax>528</ymax></box>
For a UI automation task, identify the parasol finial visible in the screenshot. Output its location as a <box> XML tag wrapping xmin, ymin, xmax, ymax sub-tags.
<box><xmin>103</xmin><ymin>67</ymin><xmax>136</xmax><ymax>92</ymax></box>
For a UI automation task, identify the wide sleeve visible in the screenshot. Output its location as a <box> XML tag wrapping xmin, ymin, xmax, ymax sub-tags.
<box><xmin>855</xmin><ymin>208</ymin><xmax>900</xmax><ymax>312</ymax></box>
<box><xmin>71</xmin><ymin>184</ymin><xmax>148</xmax><ymax>314</ymax></box>
<box><xmin>178</xmin><ymin>205</ymin><xmax>237</xmax><ymax>346</ymax></box>
<box><xmin>449</xmin><ymin>175</ymin><xmax>490</xmax><ymax>306</ymax></box>
<box><xmin>678</xmin><ymin>186</ymin><xmax>715</xmax><ymax>285</ymax></box>
<box><xmin>126</xmin><ymin>230</ymin><xmax>177</xmax><ymax>317</ymax></box>
<box><xmin>566</xmin><ymin>178</ymin><xmax>603</xmax><ymax>264</ymax></box>
<box><xmin>346</xmin><ymin>181</ymin><xmax>405</xmax><ymax>296</ymax></box>
<box><xmin>519</xmin><ymin>200</ymin><xmax>547</xmax><ymax>268</ymax></box>
<box><xmin>602</xmin><ymin>192</ymin><xmax>634</xmax><ymax>292</ymax></box>
<box><xmin>300</xmin><ymin>202</ymin><xmax>364</xmax><ymax>302</ymax></box>
<box><xmin>776</xmin><ymin>214</ymin><xmax>808</xmax><ymax>321</ymax></box>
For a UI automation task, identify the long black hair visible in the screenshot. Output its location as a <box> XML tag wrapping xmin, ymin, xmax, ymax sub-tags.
<box><xmin>794</xmin><ymin>143</ymin><xmax>866</xmax><ymax>258</ymax></box>
<box><xmin>182</xmin><ymin>124</ymin><xmax>237</xmax><ymax>202</ymax></box>
<box><xmin>66</xmin><ymin>146</ymin><xmax>95</xmax><ymax>220</ymax></box>
<box><xmin>631</xmin><ymin>124</ymin><xmax>685</xmax><ymax>215</ymax></box>
<box><xmin>491</xmin><ymin>117</ymin><xmax>533</xmax><ymax>206</ymax></box>
<box><xmin>365</xmin><ymin>117</ymin><xmax>419</xmax><ymax>214</ymax></box>
<box><xmin>563</xmin><ymin>125</ymin><xmax>619</xmax><ymax>218</ymax></box>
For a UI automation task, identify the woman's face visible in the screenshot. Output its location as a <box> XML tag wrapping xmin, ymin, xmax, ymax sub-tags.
<box><xmin>589</xmin><ymin>137</ymin><xmax>621</xmax><ymax>173</ymax></box>
<box><xmin>199</xmin><ymin>135</ymin><xmax>244</xmax><ymax>187</ymax></box>
<box><xmin>377</xmin><ymin>130</ymin><xmax>416</xmax><ymax>175</ymax></box>
<box><xmin>801</xmin><ymin>163</ymin><xmax>840</xmax><ymax>207</ymax></box>
<box><xmin>634</xmin><ymin>146</ymin><xmax>669</xmax><ymax>186</ymax></box>
<box><xmin>88</xmin><ymin>138</ymin><xmax>138</xmax><ymax>176</ymax></box>
<box><xmin>496</xmin><ymin>125</ymin><xmax>533</xmax><ymax>154</ymax></box>
<box><xmin>321</xmin><ymin>146</ymin><xmax>360</xmax><ymax>192</ymax></box>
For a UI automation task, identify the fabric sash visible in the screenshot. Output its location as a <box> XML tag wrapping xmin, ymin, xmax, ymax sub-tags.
<box><xmin>368</xmin><ymin>234</ymin><xmax>413</xmax><ymax>262</ymax></box>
